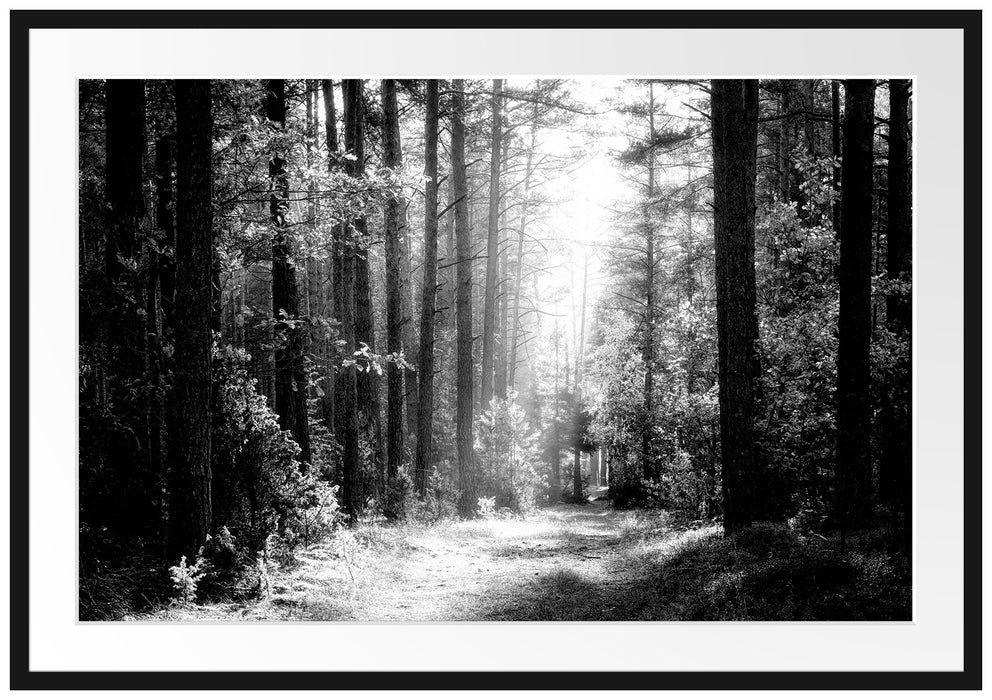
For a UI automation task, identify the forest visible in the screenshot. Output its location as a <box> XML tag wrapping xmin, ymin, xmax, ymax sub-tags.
<box><xmin>79</xmin><ymin>77</ymin><xmax>912</xmax><ymax>621</ymax></box>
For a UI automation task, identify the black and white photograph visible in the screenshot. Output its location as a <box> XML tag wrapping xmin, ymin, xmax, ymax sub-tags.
<box><xmin>78</xmin><ymin>75</ymin><xmax>914</xmax><ymax>623</ymax></box>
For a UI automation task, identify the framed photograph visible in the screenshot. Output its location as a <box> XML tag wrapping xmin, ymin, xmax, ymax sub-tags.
<box><xmin>8</xmin><ymin>7</ymin><xmax>981</xmax><ymax>691</ymax></box>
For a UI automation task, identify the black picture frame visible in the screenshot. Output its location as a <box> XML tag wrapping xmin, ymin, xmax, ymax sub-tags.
<box><xmin>8</xmin><ymin>8</ymin><xmax>982</xmax><ymax>691</ymax></box>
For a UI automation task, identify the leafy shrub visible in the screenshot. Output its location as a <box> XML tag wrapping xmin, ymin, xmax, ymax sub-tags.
<box><xmin>211</xmin><ymin>347</ymin><xmax>317</xmax><ymax>553</ymax></box>
<box><xmin>168</xmin><ymin>555</ymin><xmax>204</xmax><ymax>605</ymax></box>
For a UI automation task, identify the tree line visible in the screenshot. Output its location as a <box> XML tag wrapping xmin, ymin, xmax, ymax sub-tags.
<box><xmin>79</xmin><ymin>77</ymin><xmax>912</xmax><ymax>593</ymax></box>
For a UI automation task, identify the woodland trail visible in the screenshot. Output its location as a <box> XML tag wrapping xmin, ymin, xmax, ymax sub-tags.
<box><xmin>147</xmin><ymin>491</ymin><xmax>715</xmax><ymax>622</ymax></box>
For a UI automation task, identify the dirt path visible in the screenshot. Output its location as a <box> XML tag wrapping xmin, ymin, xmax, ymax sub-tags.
<box><xmin>147</xmin><ymin>496</ymin><xmax>708</xmax><ymax>622</ymax></box>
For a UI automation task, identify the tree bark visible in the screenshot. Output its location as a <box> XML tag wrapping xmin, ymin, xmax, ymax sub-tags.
<box><xmin>381</xmin><ymin>79</ymin><xmax>405</xmax><ymax>492</ymax></box>
<box><xmin>882</xmin><ymin>79</ymin><xmax>912</xmax><ymax>540</ymax></box>
<box><xmin>480</xmin><ymin>79</ymin><xmax>503</xmax><ymax>410</ymax></box>
<box><xmin>266</xmin><ymin>79</ymin><xmax>311</xmax><ymax>465</ymax></box>
<box><xmin>415</xmin><ymin>80</ymin><xmax>440</xmax><ymax>495</ymax></box>
<box><xmin>452</xmin><ymin>80</ymin><xmax>476</xmax><ymax>516</ymax></box>
<box><xmin>104</xmin><ymin>80</ymin><xmax>146</xmax><ymax>281</ymax></box>
<box><xmin>886</xmin><ymin>80</ymin><xmax>911</xmax><ymax>335</ymax></box>
<box><xmin>167</xmin><ymin>79</ymin><xmax>214</xmax><ymax>561</ymax></box>
<box><xmin>345</xmin><ymin>80</ymin><xmax>385</xmax><ymax>498</ymax></box>
<box><xmin>337</xmin><ymin>80</ymin><xmax>364</xmax><ymax>518</ymax></box>
<box><xmin>320</xmin><ymin>79</ymin><xmax>338</xmax><ymax>431</ymax></box>
<box><xmin>711</xmin><ymin>79</ymin><xmax>760</xmax><ymax>534</ymax></box>
<box><xmin>835</xmin><ymin>79</ymin><xmax>876</xmax><ymax>531</ymax></box>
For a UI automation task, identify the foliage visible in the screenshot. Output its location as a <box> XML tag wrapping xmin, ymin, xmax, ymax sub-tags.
<box><xmin>168</xmin><ymin>555</ymin><xmax>204</xmax><ymax>605</ymax></box>
<box><xmin>476</xmin><ymin>395</ymin><xmax>546</xmax><ymax>512</ymax></box>
<box><xmin>211</xmin><ymin>347</ymin><xmax>339</xmax><ymax>554</ymax></box>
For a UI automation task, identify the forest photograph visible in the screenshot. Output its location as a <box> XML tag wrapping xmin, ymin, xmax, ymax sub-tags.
<box><xmin>78</xmin><ymin>76</ymin><xmax>913</xmax><ymax>623</ymax></box>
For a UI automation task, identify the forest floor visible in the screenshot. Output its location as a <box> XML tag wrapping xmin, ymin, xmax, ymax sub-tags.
<box><xmin>137</xmin><ymin>489</ymin><xmax>911</xmax><ymax>622</ymax></box>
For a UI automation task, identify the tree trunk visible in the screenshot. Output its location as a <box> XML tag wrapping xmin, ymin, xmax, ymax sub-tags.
<box><xmin>266</xmin><ymin>79</ymin><xmax>311</xmax><ymax>465</ymax></box>
<box><xmin>402</xmin><ymin>205</ymin><xmax>419</xmax><ymax>460</ymax></box>
<box><xmin>711</xmin><ymin>79</ymin><xmax>760</xmax><ymax>534</ymax></box>
<box><xmin>322</xmin><ymin>79</ymin><xmax>338</xmax><ymax>154</ymax></box>
<box><xmin>452</xmin><ymin>80</ymin><xmax>476</xmax><ymax>517</ymax></box>
<box><xmin>104</xmin><ymin>80</ymin><xmax>146</xmax><ymax>281</ymax></box>
<box><xmin>835</xmin><ymin>79</ymin><xmax>876</xmax><ymax>532</ymax></box>
<box><xmin>344</xmin><ymin>79</ymin><xmax>385</xmax><ymax>499</ymax></box>
<box><xmin>642</xmin><ymin>83</ymin><xmax>657</xmax><ymax>482</ymax></box>
<box><xmin>155</xmin><ymin>133</ymin><xmax>176</xmax><ymax>332</ymax></box>
<box><xmin>881</xmin><ymin>79</ymin><xmax>912</xmax><ymax>543</ymax></box>
<box><xmin>886</xmin><ymin>80</ymin><xmax>911</xmax><ymax>335</ymax></box>
<box><xmin>508</xmin><ymin>104</ymin><xmax>539</xmax><ymax>391</ymax></box>
<box><xmin>337</xmin><ymin>80</ymin><xmax>364</xmax><ymax>518</ymax></box>
<box><xmin>480</xmin><ymin>79</ymin><xmax>503</xmax><ymax>410</ymax></box>
<box><xmin>167</xmin><ymin>79</ymin><xmax>214</xmax><ymax>561</ymax></box>
<box><xmin>320</xmin><ymin>79</ymin><xmax>338</xmax><ymax>431</ymax></box>
<box><xmin>381</xmin><ymin>79</ymin><xmax>405</xmax><ymax>493</ymax></box>
<box><xmin>148</xmin><ymin>132</ymin><xmax>173</xmax><ymax>525</ymax></box>
<box><xmin>415</xmin><ymin>80</ymin><xmax>440</xmax><ymax>496</ymax></box>
<box><xmin>573</xmin><ymin>253</ymin><xmax>588</xmax><ymax>502</ymax></box>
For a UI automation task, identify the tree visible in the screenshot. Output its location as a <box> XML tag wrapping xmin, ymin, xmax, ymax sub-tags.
<box><xmin>265</xmin><ymin>79</ymin><xmax>311</xmax><ymax>465</ymax></box>
<box><xmin>711</xmin><ymin>79</ymin><xmax>760</xmax><ymax>534</ymax></box>
<box><xmin>886</xmin><ymin>80</ymin><xmax>911</xmax><ymax>336</ymax></box>
<box><xmin>337</xmin><ymin>79</ymin><xmax>365</xmax><ymax>518</ymax></box>
<box><xmin>104</xmin><ymin>80</ymin><xmax>146</xmax><ymax>282</ymax></box>
<box><xmin>480</xmin><ymin>79</ymin><xmax>504</xmax><ymax>409</ymax></box>
<box><xmin>452</xmin><ymin>79</ymin><xmax>477</xmax><ymax>516</ymax></box>
<box><xmin>346</xmin><ymin>79</ymin><xmax>385</xmax><ymax>496</ymax></box>
<box><xmin>415</xmin><ymin>80</ymin><xmax>440</xmax><ymax>495</ymax></box>
<box><xmin>507</xmin><ymin>106</ymin><xmax>538</xmax><ymax>392</ymax></box>
<box><xmin>880</xmin><ymin>79</ymin><xmax>912</xmax><ymax>546</ymax></box>
<box><xmin>835</xmin><ymin>79</ymin><xmax>876</xmax><ymax>531</ymax></box>
<box><xmin>167</xmin><ymin>79</ymin><xmax>215</xmax><ymax>561</ymax></box>
<box><xmin>381</xmin><ymin>79</ymin><xmax>405</xmax><ymax>490</ymax></box>
<box><xmin>641</xmin><ymin>82</ymin><xmax>658</xmax><ymax>482</ymax></box>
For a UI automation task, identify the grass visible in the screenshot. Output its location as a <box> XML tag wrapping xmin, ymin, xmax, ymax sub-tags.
<box><xmin>87</xmin><ymin>504</ymin><xmax>911</xmax><ymax>623</ymax></box>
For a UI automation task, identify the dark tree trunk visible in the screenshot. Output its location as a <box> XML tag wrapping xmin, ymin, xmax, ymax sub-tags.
<box><xmin>155</xmin><ymin>134</ymin><xmax>176</xmax><ymax>332</ymax></box>
<box><xmin>381</xmin><ymin>79</ymin><xmax>405</xmax><ymax>493</ymax></box>
<box><xmin>452</xmin><ymin>79</ymin><xmax>476</xmax><ymax>517</ymax></box>
<box><xmin>415</xmin><ymin>80</ymin><xmax>440</xmax><ymax>495</ymax></box>
<box><xmin>402</xmin><ymin>220</ymin><xmax>419</xmax><ymax>457</ymax></box>
<box><xmin>167</xmin><ymin>79</ymin><xmax>214</xmax><ymax>561</ymax></box>
<box><xmin>882</xmin><ymin>79</ymin><xmax>912</xmax><ymax>543</ymax></box>
<box><xmin>711</xmin><ymin>79</ymin><xmax>760</xmax><ymax>535</ymax></box>
<box><xmin>266</xmin><ymin>79</ymin><xmax>311</xmax><ymax>465</ymax></box>
<box><xmin>480</xmin><ymin>79</ymin><xmax>503</xmax><ymax>410</ymax></box>
<box><xmin>886</xmin><ymin>80</ymin><xmax>911</xmax><ymax>335</ymax></box>
<box><xmin>835</xmin><ymin>80</ymin><xmax>877</xmax><ymax>531</ymax></box>
<box><xmin>344</xmin><ymin>79</ymin><xmax>385</xmax><ymax>498</ymax></box>
<box><xmin>777</xmin><ymin>80</ymin><xmax>792</xmax><ymax>204</ymax></box>
<box><xmin>104</xmin><ymin>80</ymin><xmax>146</xmax><ymax>281</ymax></box>
<box><xmin>320</xmin><ymin>79</ymin><xmax>338</xmax><ymax>431</ymax></box>
<box><xmin>337</xmin><ymin>80</ymin><xmax>363</xmax><ymax>518</ymax></box>
<box><xmin>104</xmin><ymin>79</ymin><xmax>151</xmax><ymax>532</ymax></box>
<box><xmin>147</xmin><ymin>132</ymin><xmax>174</xmax><ymax>524</ymax></box>
<box><xmin>322</xmin><ymin>79</ymin><xmax>338</xmax><ymax>154</ymax></box>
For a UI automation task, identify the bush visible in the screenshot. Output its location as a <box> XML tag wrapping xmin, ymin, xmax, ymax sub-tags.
<box><xmin>168</xmin><ymin>555</ymin><xmax>204</xmax><ymax>605</ymax></box>
<box><xmin>211</xmin><ymin>348</ymin><xmax>337</xmax><ymax>556</ymax></box>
